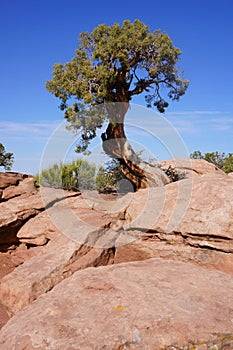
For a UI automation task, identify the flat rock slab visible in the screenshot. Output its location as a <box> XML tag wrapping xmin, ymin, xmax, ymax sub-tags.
<box><xmin>0</xmin><ymin>258</ymin><xmax>233</xmax><ymax>349</ymax></box>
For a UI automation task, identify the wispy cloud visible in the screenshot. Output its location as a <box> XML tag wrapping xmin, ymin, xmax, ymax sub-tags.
<box><xmin>0</xmin><ymin>120</ymin><xmax>61</xmax><ymax>140</ymax></box>
<box><xmin>164</xmin><ymin>110</ymin><xmax>233</xmax><ymax>133</ymax></box>
<box><xmin>208</xmin><ymin>117</ymin><xmax>233</xmax><ymax>131</ymax></box>
<box><xmin>166</xmin><ymin>110</ymin><xmax>224</xmax><ymax>116</ymax></box>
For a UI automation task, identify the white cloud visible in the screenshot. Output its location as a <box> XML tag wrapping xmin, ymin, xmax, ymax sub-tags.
<box><xmin>164</xmin><ymin>110</ymin><xmax>233</xmax><ymax>133</ymax></box>
<box><xmin>0</xmin><ymin>120</ymin><xmax>62</xmax><ymax>140</ymax></box>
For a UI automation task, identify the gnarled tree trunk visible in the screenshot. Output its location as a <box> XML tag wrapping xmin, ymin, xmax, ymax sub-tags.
<box><xmin>101</xmin><ymin>103</ymin><xmax>170</xmax><ymax>190</ymax></box>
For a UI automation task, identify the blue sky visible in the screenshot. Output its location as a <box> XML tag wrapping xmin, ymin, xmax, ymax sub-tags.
<box><xmin>0</xmin><ymin>0</ymin><xmax>232</xmax><ymax>174</ymax></box>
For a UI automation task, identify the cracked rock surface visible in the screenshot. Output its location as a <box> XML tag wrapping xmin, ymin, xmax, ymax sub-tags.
<box><xmin>0</xmin><ymin>164</ymin><xmax>233</xmax><ymax>349</ymax></box>
<box><xmin>0</xmin><ymin>259</ymin><xmax>233</xmax><ymax>349</ymax></box>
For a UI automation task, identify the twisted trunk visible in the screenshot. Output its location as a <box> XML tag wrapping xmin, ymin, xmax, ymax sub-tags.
<box><xmin>101</xmin><ymin>103</ymin><xmax>170</xmax><ymax>190</ymax></box>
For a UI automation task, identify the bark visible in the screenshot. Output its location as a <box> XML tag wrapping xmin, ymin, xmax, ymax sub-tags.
<box><xmin>101</xmin><ymin>103</ymin><xmax>170</xmax><ymax>190</ymax></box>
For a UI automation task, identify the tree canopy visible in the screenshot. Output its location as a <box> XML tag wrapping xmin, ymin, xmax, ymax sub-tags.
<box><xmin>46</xmin><ymin>19</ymin><xmax>189</xmax><ymax>152</ymax></box>
<box><xmin>46</xmin><ymin>19</ymin><xmax>189</xmax><ymax>189</ymax></box>
<box><xmin>0</xmin><ymin>142</ymin><xmax>14</xmax><ymax>170</ymax></box>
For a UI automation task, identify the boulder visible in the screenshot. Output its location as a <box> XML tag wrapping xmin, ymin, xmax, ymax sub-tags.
<box><xmin>0</xmin><ymin>172</ymin><xmax>30</xmax><ymax>189</ymax></box>
<box><xmin>1</xmin><ymin>177</ymin><xmax>37</xmax><ymax>201</ymax></box>
<box><xmin>0</xmin><ymin>259</ymin><xmax>233</xmax><ymax>349</ymax></box>
<box><xmin>1</xmin><ymin>169</ymin><xmax>233</xmax><ymax>347</ymax></box>
<box><xmin>0</xmin><ymin>193</ymin><xmax>45</xmax><ymax>245</ymax></box>
<box><xmin>229</xmin><ymin>172</ymin><xmax>233</xmax><ymax>177</ymax></box>
<box><xmin>0</xmin><ymin>233</ymin><xmax>114</xmax><ymax>316</ymax></box>
<box><xmin>16</xmin><ymin>191</ymin><xmax>117</xmax><ymax>246</ymax></box>
<box><xmin>0</xmin><ymin>191</ymin><xmax>117</xmax><ymax>315</ymax></box>
<box><xmin>111</xmin><ymin>173</ymin><xmax>233</xmax><ymax>275</ymax></box>
<box><xmin>16</xmin><ymin>210</ymin><xmax>58</xmax><ymax>246</ymax></box>
<box><xmin>158</xmin><ymin>158</ymin><xmax>226</xmax><ymax>178</ymax></box>
<box><xmin>0</xmin><ymin>186</ymin><xmax>81</xmax><ymax>246</ymax></box>
<box><xmin>123</xmin><ymin>174</ymin><xmax>233</xmax><ymax>250</ymax></box>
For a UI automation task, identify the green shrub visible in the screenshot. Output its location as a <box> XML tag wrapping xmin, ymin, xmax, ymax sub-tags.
<box><xmin>95</xmin><ymin>159</ymin><xmax>126</xmax><ymax>193</ymax></box>
<box><xmin>36</xmin><ymin>159</ymin><xmax>96</xmax><ymax>191</ymax></box>
<box><xmin>163</xmin><ymin>165</ymin><xmax>186</xmax><ymax>182</ymax></box>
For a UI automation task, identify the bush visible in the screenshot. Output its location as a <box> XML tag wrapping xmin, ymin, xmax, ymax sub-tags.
<box><xmin>36</xmin><ymin>159</ymin><xmax>96</xmax><ymax>191</ymax></box>
<box><xmin>95</xmin><ymin>159</ymin><xmax>126</xmax><ymax>193</ymax></box>
<box><xmin>163</xmin><ymin>165</ymin><xmax>186</xmax><ymax>182</ymax></box>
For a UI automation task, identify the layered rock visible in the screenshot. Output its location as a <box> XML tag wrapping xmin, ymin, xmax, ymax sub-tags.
<box><xmin>0</xmin><ymin>190</ymin><xmax>117</xmax><ymax>315</ymax></box>
<box><xmin>0</xmin><ymin>166</ymin><xmax>233</xmax><ymax>348</ymax></box>
<box><xmin>0</xmin><ymin>172</ymin><xmax>37</xmax><ymax>201</ymax></box>
<box><xmin>0</xmin><ymin>233</ymin><xmax>115</xmax><ymax>316</ymax></box>
<box><xmin>122</xmin><ymin>174</ymin><xmax>233</xmax><ymax>249</ymax></box>
<box><xmin>114</xmin><ymin>174</ymin><xmax>233</xmax><ymax>275</ymax></box>
<box><xmin>0</xmin><ymin>193</ymin><xmax>45</xmax><ymax>245</ymax></box>
<box><xmin>0</xmin><ymin>259</ymin><xmax>233</xmax><ymax>349</ymax></box>
<box><xmin>1</xmin><ymin>173</ymin><xmax>233</xmax><ymax>317</ymax></box>
<box><xmin>0</xmin><ymin>177</ymin><xmax>82</xmax><ymax>246</ymax></box>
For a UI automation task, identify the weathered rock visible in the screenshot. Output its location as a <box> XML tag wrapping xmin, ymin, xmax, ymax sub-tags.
<box><xmin>1</xmin><ymin>169</ymin><xmax>233</xmax><ymax>347</ymax></box>
<box><xmin>1</xmin><ymin>177</ymin><xmax>37</xmax><ymax>201</ymax></box>
<box><xmin>0</xmin><ymin>172</ymin><xmax>30</xmax><ymax>189</ymax></box>
<box><xmin>109</xmin><ymin>173</ymin><xmax>233</xmax><ymax>277</ymax></box>
<box><xmin>0</xmin><ymin>193</ymin><xmax>45</xmax><ymax>245</ymax></box>
<box><xmin>0</xmin><ymin>232</ymin><xmax>114</xmax><ymax>316</ymax></box>
<box><xmin>0</xmin><ymin>259</ymin><xmax>233</xmax><ymax>349</ymax></box>
<box><xmin>158</xmin><ymin>158</ymin><xmax>226</xmax><ymax>178</ymax></box>
<box><xmin>115</xmin><ymin>237</ymin><xmax>233</xmax><ymax>276</ymax></box>
<box><xmin>229</xmin><ymin>172</ymin><xmax>233</xmax><ymax>177</ymax></box>
<box><xmin>0</xmin><ymin>186</ymin><xmax>82</xmax><ymax>246</ymax></box>
<box><xmin>0</xmin><ymin>190</ymin><xmax>117</xmax><ymax>315</ymax></box>
<box><xmin>16</xmin><ymin>191</ymin><xmax>117</xmax><ymax>246</ymax></box>
<box><xmin>123</xmin><ymin>174</ymin><xmax>233</xmax><ymax>251</ymax></box>
<box><xmin>16</xmin><ymin>210</ymin><xmax>60</xmax><ymax>246</ymax></box>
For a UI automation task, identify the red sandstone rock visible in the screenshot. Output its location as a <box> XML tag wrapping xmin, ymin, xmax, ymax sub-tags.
<box><xmin>1</xmin><ymin>177</ymin><xmax>37</xmax><ymax>201</ymax></box>
<box><xmin>124</xmin><ymin>174</ymin><xmax>233</xmax><ymax>250</ymax></box>
<box><xmin>0</xmin><ymin>259</ymin><xmax>233</xmax><ymax>349</ymax></box>
<box><xmin>0</xmin><ymin>193</ymin><xmax>45</xmax><ymax>245</ymax></box>
<box><xmin>0</xmin><ymin>233</ymin><xmax>114</xmax><ymax>316</ymax></box>
<box><xmin>158</xmin><ymin>158</ymin><xmax>226</xmax><ymax>178</ymax></box>
<box><xmin>0</xmin><ymin>172</ymin><xmax>30</xmax><ymax>189</ymax></box>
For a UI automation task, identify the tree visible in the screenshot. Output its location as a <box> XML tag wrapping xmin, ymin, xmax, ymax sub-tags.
<box><xmin>46</xmin><ymin>19</ymin><xmax>189</xmax><ymax>190</ymax></box>
<box><xmin>0</xmin><ymin>142</ymin><xmax>14</xmax><ymax>170</ymax></box>
<box><xmin>190</xmin><ymin>151</ymin><xmax>233</xmax><ymax>173</ymax></box>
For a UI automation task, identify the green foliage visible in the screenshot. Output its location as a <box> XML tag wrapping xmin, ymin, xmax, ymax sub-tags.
<box><xmin>46</xmin><ymin>19</ymin><xmax>189</xmax><ymax>153</ymax></box>
<box><xmin>190</xmin><ymin>151</ymin><xmax>233</xmax><ymax>173</ymax></box>
<box><xmin>0</xmin><ymin>143</ymin><xmax>14</xmax><ymax>170</ymax></box>
<box><xmin>95</xmin><ymin>166</ymin><xmax>116</xmax><ymax>193</ymax></box>
<box><xmin>95</xmin><ymin>159</ymin><xmax>125</xmax><ymax>192</ymax></box>
<box><xmin>163</xmin><ymin>165</ymin><xmax>186</xmax><ymax>182</ymax></box>
<box><xmin>37</xmin><ymin>159</ymin><xmax>96</xmax><ymax>190</ymax></box>
<box><xmin>36</xmin><ymin>158</ymin><xmax>125</xmax><ymax>192</ymax></box>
